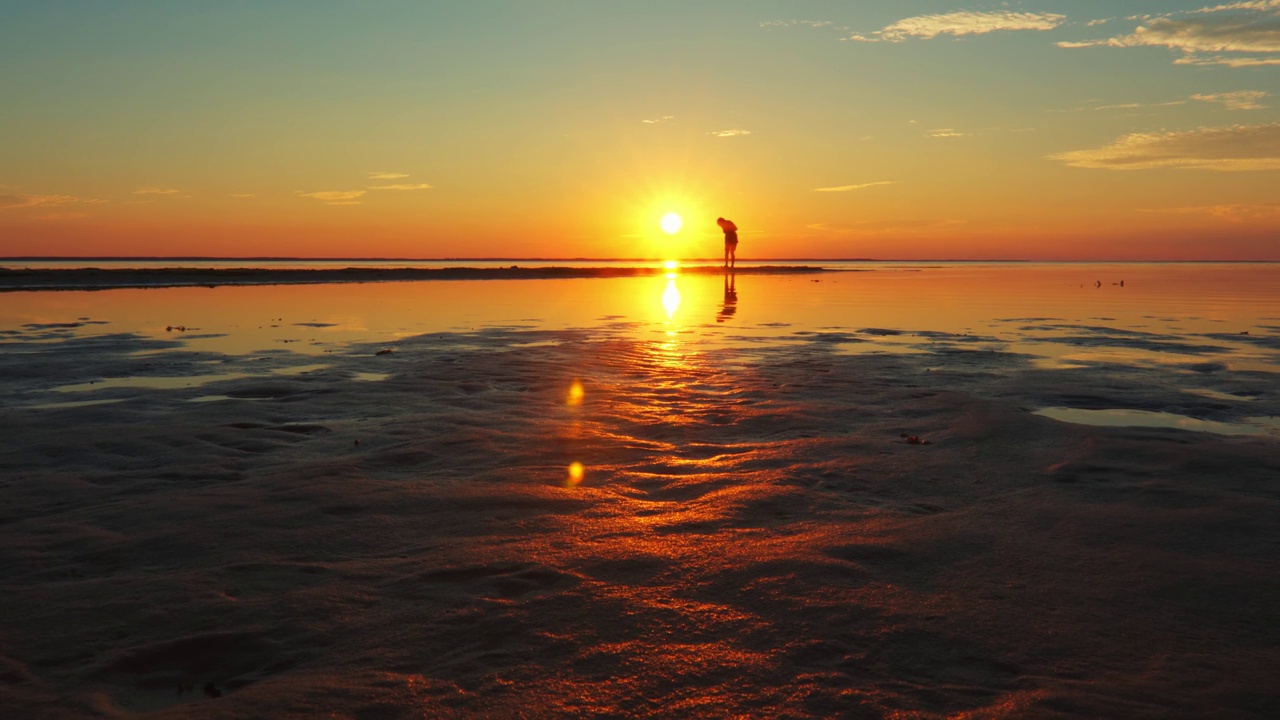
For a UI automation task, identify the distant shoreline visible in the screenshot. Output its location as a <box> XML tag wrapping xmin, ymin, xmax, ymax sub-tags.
<box><xmin>2</xmin><ymin>257</ymin><xmax>1276</xmax><ymax>263</ymax></box>
<box><xmin>0</xmin><ymin>265</ymin><xmax>833</xmax><ymax>292</ymax></box>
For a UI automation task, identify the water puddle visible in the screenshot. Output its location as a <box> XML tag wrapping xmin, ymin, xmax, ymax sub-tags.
<box><xmin>1183</xmin><ymin>388</ymin><xmax>1257</xmax><ymax>402</ymax></box>
<box><xmin>52</xmin><ymin>364</ymin><xmax>333</xmax><ymax>393</ymax></box>
<box><xmin>28</xmin><ymin>398</ymin><xmax>127</xmax><ymax>410</ymax></box>
<box><xmin>1035</xmin><ymin>407</ymin><xmax>1278</xmax><ymax>436</ymax></box>
<box><xmin>53</xmin><ymin>374</ymin><xmax>253</xmax><ymax>392</ymax></box>
<box><xmin>272</xmin><ymin>363</ymin><xmax>330</xmax><ymax>375</ymax></box>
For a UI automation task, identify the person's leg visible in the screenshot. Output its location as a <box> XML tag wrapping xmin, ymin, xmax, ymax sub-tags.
<box><xmin>724</xmin><ymin>244</ymin><xmax>729</xmax><ymax>268</ymax></box>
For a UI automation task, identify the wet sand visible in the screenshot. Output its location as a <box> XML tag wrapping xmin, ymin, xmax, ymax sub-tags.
<box><xmin>0</xmin><ymin>265</ymin><xmax>828</xmax><ymax>292</ymax></box>
<box><xmin>1</xmin><ymin>319</ymin><xmax>1277</xmax><ymax>718</ymax></box>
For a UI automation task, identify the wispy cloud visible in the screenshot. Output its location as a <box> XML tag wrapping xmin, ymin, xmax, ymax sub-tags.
<box><xmin>709</xmin><ymin>129</ymin><xmax>751</xmax><ymax>137</ymax></box>
<box><xmin>927</xmin><ymin>128</ymin><xmax>971</xmax><ymax>138</ymax></box>
<box><xmin>368</xmin><ymin>183</ymin><xmax>433</xmax><ymax>191</ymax></box>
<box><xmin>1139</xmin><ymin>202</ymin><xmax>1280</xmax><ymax>219</ymax></box>
<box><xmin>1190</xmin><ymin>1</ymin><xmax>1280</xmax><ymax>15</ymax></box>
<box><xmin>1060</xmin><ymin>2</ymin><xmax>1280</xmax><ymax>67</ymax></box>
<box><xmin>760</xmin><ymin>19</ymin><xmax>832</xmax><ymax>30</ymax></box>
<box><xmin>298</xmin><ymin>190</ymin><xmax>366</xmax><ymax>204</ymax></box>
<box><xmin>1192</xmin><ymin>90</ymin><xmax>1269</xmax><ymax>109</ymax></box>
<box><xmin>31</xmin><ymin>211</ymin><xmax>89</xmax><ymax>221</ymax></box>
<box><xmin>230</xmin><ymin>193</ymin><xmax>255</xmax><ymax>198</ymax></box>
<box><xmin>1050</xmin><ymin>123</ymin><xmax>1280</xmax><ymax>171</ymax></box>
<box><xmin>133</xmin><ymin>186</ymin><xmax>180</xmax><ymax>195</ymax></box>
<box><xmin>1174</xmin><ymin>53</ymin><xmax>1280</xmax><ymax>66</ymax></box>
<box><xmin>1094</xmin><ymin>100</ymin><xmax>1187</xmax><ymax>110</ymax></box>
<box><xmin>641</xmin><ymin>115</ymin><xmax>675</xmax><ymax>124</ymax></box>
<box><xmin>850</xmin><ymin>11</ymin><xmax>1066</xmax><ymax>42</ymax></box>
<box><xmin>1074</xmin><ymin>91</ymin><xmax>1265</xmax><ymax>113</ymax></box>
<box><xmin>0</xmin><ymin>194</ymin><xmax>105</xmax><ymax>211</ymax></box>
<box><xmin>805</xmin><ymin>218</ymin><xmax>967</xmax><ymax>235</ymax></box>
<box><xmin>367</xmin><ymin>171</ymin><xmax>409</xmax><ymax>180</ymax></box>
<box><xmin>813</xmin><ymin>181</ymin><xmax>898</xmax><ymax>193</ymax></box>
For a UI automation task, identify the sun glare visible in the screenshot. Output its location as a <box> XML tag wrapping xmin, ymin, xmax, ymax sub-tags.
<box><xmin>660</xmin><ymin>212</ymin><xmax>682</xmax><ymax>235</ymax></box>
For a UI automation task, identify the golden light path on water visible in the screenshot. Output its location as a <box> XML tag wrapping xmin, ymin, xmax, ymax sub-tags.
<box><xmin>571</xmin><ymin>261</ymin><xmax>699</xmax><ymax>489</ymax></box>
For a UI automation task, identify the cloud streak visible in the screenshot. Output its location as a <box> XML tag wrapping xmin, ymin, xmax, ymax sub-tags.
<box><xmin>134</xmin><ymin>186</ymin><xmax>180</xmax><ymax>195</ymax></box>
<box><xmin>298</xmin><ymin>190</ymin><xmax>366</xmax><ymax>204</ymax></box>
<box><xmin>0</xmin><ymin>194</ymin><xmax>105</xmax><ymax>211</ymax></box>
<box><xmin>805</xmin><ymin>218</ymin><xmax>967</xmax><ymax>235</ymax></box>
<box><xmin>368</xmin><ymin>183</ymin><xmax>433</xmax><ymax>191</ymax></box>
<box><xmin>1139</xmin><ymin>202</ymin><xmax>1280</xmax><ymax>220</ymax></box>
<box><xmin>813</xmin><ymin>181</ymin><xmax>898</xmax><ymax>193</ymax></box>
<box><xmin>1050</xmin><ymin>123</ymin><xmax>1280</xmax><ymax>171</ymax></box>
<box><xmin>709</xmin><ymin>129</ymin><xmax>751</xmax><ymax>137</ymax></box>
<box><xmin>367</xmin><ymin>171</ymin><xmax>409</xmax><ymax>180</ymax></box>
<box><xmin>760</xmin><ymin>19</ymin><xmax>832</xmax><ymax>30</ymax></box>
<box><xmin>1094</xmin><ymin>100</ymin><xmax>1186</xmax><ymax>110</ymax></box>
<box><xmin>1192</xmin><ymin>90</ymin><xmax>1268</xmax><ymax>109</ymax></box>
<box><xmin>850</xmin><ymin>11</ymin><xmax>1065</xmax><ymax>42</ymax></box>
<box><xmin>1061</xmin><ymin>2</ymin><xmax>1280</xmax><ymax>67</ymax></box>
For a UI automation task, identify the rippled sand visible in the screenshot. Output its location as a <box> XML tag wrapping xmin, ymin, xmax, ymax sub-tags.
<box><xmin>2</xmin><ymin>319</ymin><xmax>1278</xmax><ymax>718</ymax></box>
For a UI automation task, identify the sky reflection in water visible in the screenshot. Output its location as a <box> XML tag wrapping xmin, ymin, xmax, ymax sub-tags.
<box><xmin>2</xmin><ymin>263</ymin><xmax>1277</xmax><ymax>383</ymax></box>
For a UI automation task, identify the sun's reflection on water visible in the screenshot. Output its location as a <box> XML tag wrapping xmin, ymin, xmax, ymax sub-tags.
<box><xmin>566</xmin><ymin>461</ymin><xmax>585</xmax><ymax>488</ymax></box>
<box><xmin>661</xmin><ymin>278</ymin><xmax>681</xmax><ymax>322</ymax></box>
<box><xmin>659</xmin><ymin>261</ymin><xmax>688</xmax><ymax>363</ymax></box>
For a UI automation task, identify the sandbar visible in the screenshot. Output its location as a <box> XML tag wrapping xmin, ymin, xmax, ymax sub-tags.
<box><xmin>0</xmin><ymin>265</ymin><xmax>830</xmax><ymax>292</ymax></box>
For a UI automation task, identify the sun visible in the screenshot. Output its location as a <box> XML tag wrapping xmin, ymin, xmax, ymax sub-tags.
<box><xmin>660</xmin><ymin>212</ymin><xmax>682</xmax><ymax>235</ymax></box>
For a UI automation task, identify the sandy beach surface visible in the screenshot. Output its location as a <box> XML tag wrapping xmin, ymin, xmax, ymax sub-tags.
<box><xmin>2</xmin><ymin>267</ymin><xmax>1278</xmax><ymax>718</ymax></box>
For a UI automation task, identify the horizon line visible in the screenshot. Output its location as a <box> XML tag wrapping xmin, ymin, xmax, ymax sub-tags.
<box><xmin>3</xmin><ymin>257</ymin><xmax>1278</xmax><ymax>264</ymax></box>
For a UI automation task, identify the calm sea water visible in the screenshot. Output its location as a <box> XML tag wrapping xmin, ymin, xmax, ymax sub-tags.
<box><xmin>3</xmin><ymin>263</ymin><xmax>1277</xmax><ymax>367</ymax></box>
<box><xmin>5</xmin><ymin>261</ymin><xmax>1279</xmax><ymax>434</ymax></box>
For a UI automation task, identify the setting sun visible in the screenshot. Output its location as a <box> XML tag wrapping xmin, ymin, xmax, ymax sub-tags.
<box><xmin>660</xmin><ymin>212</ymin><xmax>682</xmax><ymax>235</ymax></box>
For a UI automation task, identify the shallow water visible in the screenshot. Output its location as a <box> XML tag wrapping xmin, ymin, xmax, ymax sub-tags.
<box><xmin>2</xmin><ymin>264</ymin><xmax>1279</xmax><ymax>718</ymax></box>
<box><xmin>1034</xmin><ymin>406</ymin><xmax>1279</xmax><ymax>435</ymax></box>
<box><xmin>3</xmin><ymin>263</ymin><xmax>1277</xmax><ymax>404</ymax></box>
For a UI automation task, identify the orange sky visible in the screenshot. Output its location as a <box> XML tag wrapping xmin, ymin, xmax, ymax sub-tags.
<box><xmin>2</xmin><ymin>2</ymin><xmax>1278</xmax><ymax>260</ymax></box>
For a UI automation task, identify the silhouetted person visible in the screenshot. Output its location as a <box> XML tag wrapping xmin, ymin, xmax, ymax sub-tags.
<box><xmin>717</xmin><ymin>217</ymin><xmax>738</xmax><ymax>269</ymax></box>
<box><xmin>717</xmin><ymin>271</ymin><xmax>738</xmax><ymax>322</ymax></box>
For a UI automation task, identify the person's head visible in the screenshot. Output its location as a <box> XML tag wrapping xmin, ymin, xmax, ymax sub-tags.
<box><xmin>716</xmin><ymin>217</ymin><xmax>726</xmax><ymax>227</ymax></box>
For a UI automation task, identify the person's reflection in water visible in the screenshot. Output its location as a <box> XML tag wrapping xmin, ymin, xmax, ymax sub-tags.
<box><xmin>716</xmin><ymin>271</ymin><xmax>738</xmax><ymax>323</ymax></box>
